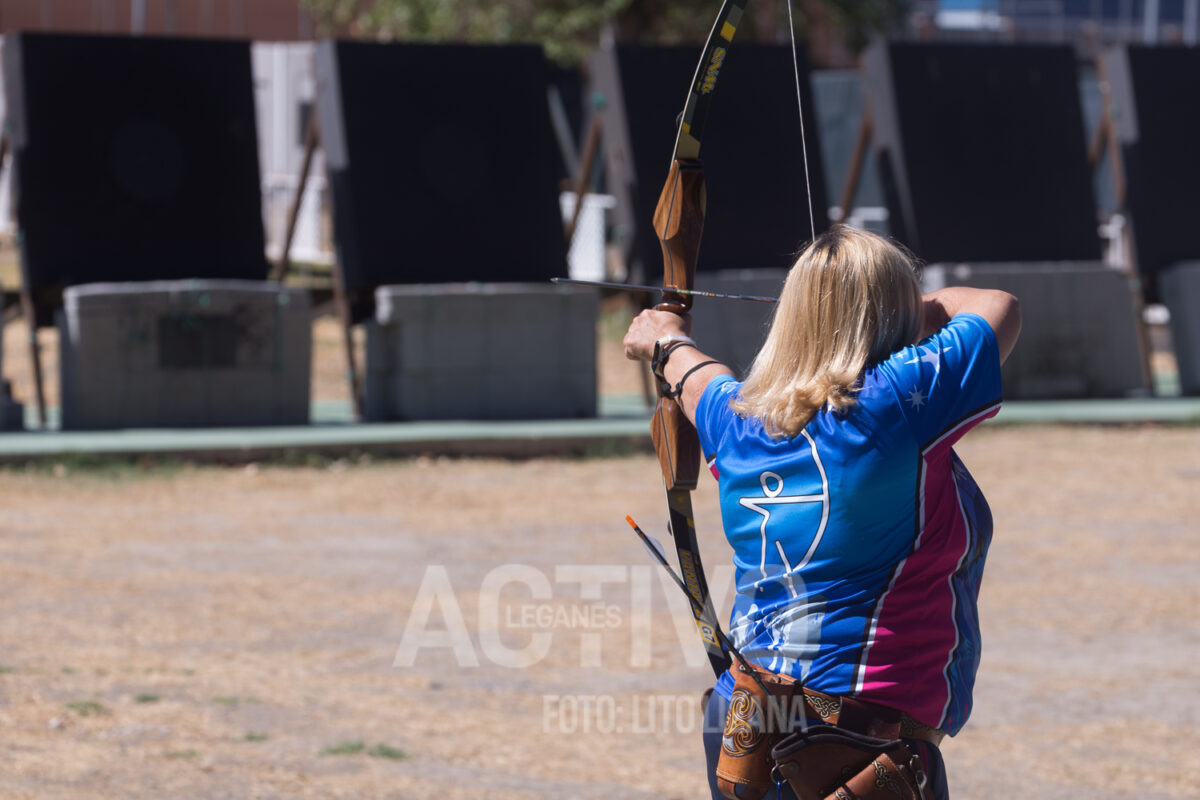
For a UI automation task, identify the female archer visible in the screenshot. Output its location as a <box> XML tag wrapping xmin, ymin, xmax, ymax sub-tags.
<box><xmin>623</xmin><ymin>225</ymin><xmax>1021</xmax><ymax>799</ymax></box>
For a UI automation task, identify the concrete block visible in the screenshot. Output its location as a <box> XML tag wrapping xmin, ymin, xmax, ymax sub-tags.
<box><xmin>1159</xmin><ymin>262</ymin><xmax>1200</xmax><ymax>396</ymax></box>
<box><xmin>924</xmin><ymin>262</ymin><xmax>1147</xmax><ymax>399</ymax></box>
<box><xmin>365</xmin><ymin>283</ymin><xmax>597</xmax><ymax>421</ymax></box>
<box><xmin>59</xmin><ymin>280</ymin><xmax>311</xmax><ymax>429</ymax></box>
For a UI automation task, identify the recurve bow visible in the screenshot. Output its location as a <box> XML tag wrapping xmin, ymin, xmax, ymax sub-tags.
<box><xmin>650</xmin><ymin>0</ymin><xmax>750</xmax><ymax>679</ymax></box>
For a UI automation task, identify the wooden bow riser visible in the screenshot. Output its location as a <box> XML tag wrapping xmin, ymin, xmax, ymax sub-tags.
<box><xmin>651</xmin><ymin>159</ymin><xmax>706</xmax><ymax>492</ymax></box>
<box><xmin>653</xmin><ymin>160</ymin><xmax>707</xmax><ymax>313</ymax></box>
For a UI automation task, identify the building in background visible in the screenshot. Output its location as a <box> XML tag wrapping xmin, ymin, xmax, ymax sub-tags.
<box><xmin>0</xmin><ymin>0</ymin><xmax>316</xmax><ymax>40</ymax></box>
<box><xmin>920</xmin><ymin>0</ymin><xmax>1199</xmax><ymax>50</ymax></box>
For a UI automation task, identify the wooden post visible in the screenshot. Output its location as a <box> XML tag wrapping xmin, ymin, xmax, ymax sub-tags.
<box><xmin>1095</xmin><ymin>56</ymin><xmax>1126</xmax><ymax>209</ymax></box>
<box><xmin>305</xmin><ymin>109</ymin><xmax>362</xmax><ymax>419</ymax></box>
<box><xmin>836</xmin><ymin>109</ymin><xmax>872</xmax><ymax>225</ymax></box>
<box><xmin>266</xmin><ymin>112</ymin><xmax>361</xmax><ymax>415</ymax></box>
<box><xmin>333</xmin><ymin>265</ymin><xmax>363</xmax><ymax>420</ymax></box>
<box><xmin>1086</xmin><ymin>102</ymin><xmax>1108</xmax><ymax>170</ymax></box>
<box><xmin>1</xmin><ymin>126</ymin><xmax>46</xmax><ymax>427</ymax></box>
<box><xmin>563</xmin><ymin>114</ymin><xmax>603</xmax><ymax>247</ymax></box>
<box><xmin>269</xmin><ymin>113</ymin><xmax>320</xmax><ymax>283</ymax></box>
<box><xmin>1095</xmin><ymin>55</ymin><xmax>1152</xmax><ymax>393</ymax></box>
<box><xmin>18</xmin><ymin>289</ymin><xmax>46</xmax><ymax>428</ymax></box>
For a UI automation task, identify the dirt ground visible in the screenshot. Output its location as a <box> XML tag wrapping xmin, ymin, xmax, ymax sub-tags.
<box><xmin>1</xmin><ymin>299</ymin><xmax>1197</xmax><ymax>798</ymax></box>
<box><xmin>1</xmin><ymin>422</ymin><xmax>1198</xmax><ymax>799</ymax></box>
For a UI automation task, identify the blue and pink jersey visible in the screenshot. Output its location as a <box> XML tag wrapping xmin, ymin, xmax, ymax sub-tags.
<box><xmin>698</xmin><ymin>313</ymin><xmax>1002</xmax><ymax>736</ymax></box>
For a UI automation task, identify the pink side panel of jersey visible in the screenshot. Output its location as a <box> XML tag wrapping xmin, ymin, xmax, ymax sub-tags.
<box><xmin>853</xmin><ymin>443</ymin><xmax>972</xmax><ymax>728</ymax></box>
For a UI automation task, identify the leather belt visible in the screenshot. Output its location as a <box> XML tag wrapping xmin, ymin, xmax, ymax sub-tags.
<box><xmin>801</xmin><ymin>685</ymin><xmax>946</xmax><ymax>746</ymax></box>
<box><xmin>736</xmin><ymin>663</ymin><xmax>947</xmax><ymax>747</ymax></box>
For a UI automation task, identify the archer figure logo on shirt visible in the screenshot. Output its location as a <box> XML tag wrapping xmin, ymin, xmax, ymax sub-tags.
<box><xmin>732</xmin><ymin>430</ymin><xmax>830</xmax><ymax>677</ymax></box>
<box><xmin>737</xmin><ymin>430</ymin><xmax>831</xmax><ymax>584</ymax></box>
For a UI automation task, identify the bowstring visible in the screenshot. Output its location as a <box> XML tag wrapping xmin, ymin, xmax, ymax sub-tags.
<box><xmin>785</xmin><ymin>0</ymin><xmax>817</xmax><ymax>242</ymax></box>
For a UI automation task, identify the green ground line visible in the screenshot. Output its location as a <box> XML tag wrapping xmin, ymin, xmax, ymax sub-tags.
<box><xmin>0</xmin><ymin>394</ymin><xmax>1196</xmax><ymax>463</ymax></box>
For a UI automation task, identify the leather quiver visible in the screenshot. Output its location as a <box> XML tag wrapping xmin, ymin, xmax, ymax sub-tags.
<box><xmin>715</xmin><ymin>664</ymin><xmax>801</xmax><ymax>800</ymax></box>
<box><xmin>771</xmin><ymin>725</ymin><xmax>928</xmax><ymax>800</ymax></box>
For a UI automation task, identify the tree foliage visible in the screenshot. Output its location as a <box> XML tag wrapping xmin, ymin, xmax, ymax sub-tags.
<box><xmin>303</xmin><ymin>0</ymin><xmax>909</xmax><ymax>65</ymax></box>
<box><xmin>303</xmin><ymin>0</ymin><xmax>633</xmax><ymax>63</ymax></box>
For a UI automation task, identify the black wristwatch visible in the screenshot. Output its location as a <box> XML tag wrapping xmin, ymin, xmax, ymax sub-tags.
<box><xmin>651</xmin><ymin>334</ymin><xmax>696</xmax><ymax>379</ymax></box>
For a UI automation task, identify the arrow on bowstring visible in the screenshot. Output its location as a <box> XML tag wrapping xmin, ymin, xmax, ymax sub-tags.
<box><xmin>551</xmin><ymin>277</ymin><xmax>777</xmax><ymax>304</ymax></box>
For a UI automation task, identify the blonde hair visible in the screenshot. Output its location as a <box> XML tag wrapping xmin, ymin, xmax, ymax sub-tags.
<box><xmin>730</xmin><ymin>225</ymin><xmax>922</xmax><ymax>438</ymax></box>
